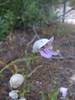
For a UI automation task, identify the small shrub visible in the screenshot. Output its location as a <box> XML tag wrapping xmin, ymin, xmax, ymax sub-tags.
<box><xmin>0</xmin><ymin>0</ymin><xmax>60</xmax><ymax>40</ymax></box>
<box><xmin>0</xmin><ymin>11</ymin><xmax>16</xmax><ymax>40</ymax></box>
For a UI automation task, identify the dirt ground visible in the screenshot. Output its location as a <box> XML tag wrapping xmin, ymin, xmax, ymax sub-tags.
<box><xmin>0</xmin><ymin>28</ymin><xmax>75</xmax><ymax>100</ymax></box>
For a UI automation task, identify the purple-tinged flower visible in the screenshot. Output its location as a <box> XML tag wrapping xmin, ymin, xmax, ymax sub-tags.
<box><xmin>39</xmin><ymin>49</ymin><xmax>59</xmax><ymax>58</ymax></box>
<box><xmin>59</xmin><ymin>87</ymin><xmax>68</xmax><ymax>98</ymax></box>
<box><xmin>32</xmin><ymin>36</ymin><xmax>54</xmax><ymax>53</ymax></box>
<box><xmin>38</xmin><ymin>36</ymin><xmax>60</xmax><ymax>58</ymax></box>
<box><xmin>32</xmin><ymin>36</ymin><xmax>60</xmax><ymax>58</ymax></box>
<box><xmin>44</xmin><ymin>36</ymin><xmax>54</xmax><ymax>49</ymax></box>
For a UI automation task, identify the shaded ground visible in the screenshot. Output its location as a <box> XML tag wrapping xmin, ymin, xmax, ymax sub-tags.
<box><xmin>0</xmin><ymin>27</ymin><xmax>75</xmax><ymax>100</ymax></box>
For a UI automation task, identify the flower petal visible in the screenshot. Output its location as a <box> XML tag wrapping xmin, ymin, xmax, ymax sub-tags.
<box><xmin>42</xmin><ymin>36</ymin><xmax>54</xmax><ymax>50</ymax></box>
<box><xmin>39</xmin><ymin>49</ymin><xmax>58</xmax><ymax>58</ymax></box>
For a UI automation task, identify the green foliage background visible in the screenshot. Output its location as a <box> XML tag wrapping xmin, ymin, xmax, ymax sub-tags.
<box><xmin>0</xmin><ymin>0</ymin><xmax>74</xmax><ymax>40</ymax></box>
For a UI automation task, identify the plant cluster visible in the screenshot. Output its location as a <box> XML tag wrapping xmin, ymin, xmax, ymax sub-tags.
<box><xmin>0</xmin><ymin>0</ymin><xmax>62</xmax><ymax>40</ymax></box>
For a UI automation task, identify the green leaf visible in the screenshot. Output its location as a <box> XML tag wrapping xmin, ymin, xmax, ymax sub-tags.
<box><xmin>48</xmin><ymin>90</ymin><xmax>58</xmax><ymax>100</ymax></box>
<box><xmin>40</xmin><ymin>92</ymin><xmax>48</xmax><ymax>100</ymax></box>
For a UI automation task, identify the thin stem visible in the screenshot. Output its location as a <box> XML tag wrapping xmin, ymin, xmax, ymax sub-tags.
<box><xmin>32</xmin><ymin>25</ymin><xmax>40</xmax><ymax>39</ymax></box>
<box><xmin>0</xmin><ymin>58</ymin><xmax>26</xmax><ymax>74</ymax></box>
<box><xmin>0</xmin><ymin>55</ymin><xmax>75</xmax><ymax>75</ymax></box>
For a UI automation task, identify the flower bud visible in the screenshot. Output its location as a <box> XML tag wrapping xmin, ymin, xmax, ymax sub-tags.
<box><xmin>9</xmin><ymin>90</ymin><xmax>19</xmax><ymax>99</ymax></box>
<box><xmin>9</xmin><ymin>74</ymin><xmax>24</xmax><ymax>89</ymax></box>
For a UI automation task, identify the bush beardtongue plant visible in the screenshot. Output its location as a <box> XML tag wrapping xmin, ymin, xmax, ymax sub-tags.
<box><xmin>8</xmin><ymin>51</ymin><xmax>38</xmax><ymax>99</ymax></box>
<box><xmin>32</xmin><ymin>37</ymin><xmax>69</xmax><ymax>100</ymax></box>
<box><xmin>0</xmin><ymin>36</ymin><xmax>63</xmax><ymax>99</ymax></box>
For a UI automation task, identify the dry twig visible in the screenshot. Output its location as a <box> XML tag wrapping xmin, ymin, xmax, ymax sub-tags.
<box><xmin>28</xmin><ymin>65</ymin><xmax>43</xmax><ymax>78</ymax></box>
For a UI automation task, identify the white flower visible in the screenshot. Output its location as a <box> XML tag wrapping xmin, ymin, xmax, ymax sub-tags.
<box><xmin>32</xmin><ymin>36</ymin><xmax>54</xmax><ymax>53</ymax></box>
<box><xmin>59</xmin><ymin>87</ymin><xmax>68</xmax><ymax>97</ymax></box>
<box><xmin>9</xmin><ymin>74</ymin><xmax>24</xmax><ymax>89</ymax></box>
<box><xmin>18</xmin><ymin>97</ymin><xmax>26</xmax><ymax>100</ymax></box>
<box><xmin>32</xmin><ymin>38</ymin><xmax>49</xmax><ymax>53</ymax></box>
<box><xmin>9</xmin><ymin>90</ymin><xmax>19</xmax><ymax>99</ymax></box>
